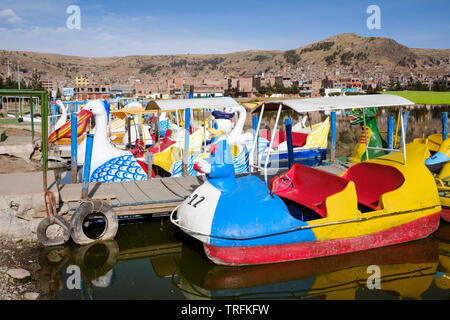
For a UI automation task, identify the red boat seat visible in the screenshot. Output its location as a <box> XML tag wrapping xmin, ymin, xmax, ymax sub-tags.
<box><xmin>261</xmin><ymin>129</ymin><xmax>271</xmax><ymax>141</ymax></box>
<box><xmin>148</xmin><ymin>134</ymin><xmax>176</xmax><ymax>153</ymax></box>
<box><xmin>341</xmin><ymin>162</ymin><xmax>405</xmax><ymax>210</ymax></box>
<box><xmin>291</xmin><ymin>132</ymin><xmax>308</xmax><ymax>147</ymax></box>
<box><xmin>271</xmin><ymin>131</ymin><xmax>309</xmax><ymax>148</ymax></box>
<box><xmin>269</xmin><ymin>164</ymin><xmax>349</xmax><ymax>218</ymax></box>
<box><xmin>272</xmin><ymin>131</ymin><xmax>285</xmax><ymax>148</ymax></box>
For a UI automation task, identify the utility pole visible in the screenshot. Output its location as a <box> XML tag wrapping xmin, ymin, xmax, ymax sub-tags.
<box><xmin>17</xmin><ymin>62</ymin><xmax>20</xmax><ymax>89</ymax></box>
<box><xmin>7</xmin><ymin>60</ymin><xmax>11</xmax><ymax>77</ymax></box>
<box><xmin>17</xmin><ymin>62</ymin><xmax>22</xmax><ymax>116</ymax></box>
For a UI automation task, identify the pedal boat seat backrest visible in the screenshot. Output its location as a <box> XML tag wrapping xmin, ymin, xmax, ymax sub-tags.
<box><xmin>269</xmin><ymin>164</ymin><xmax>349</xmax><ymax>218</ymax></box>
<box><xmin>148</xmin><ymin>129</ymin><xmax>176</xmax><ymax>154</ymax></box>
<box><xmin>341</xmin><ymin>162</ymin><xmax>405</xmax><ymax>210</ymax></box>
<box><xmin>271</xmin><ymin>131</ymin><xmax>309</xmax><ymax>149</ymax></box>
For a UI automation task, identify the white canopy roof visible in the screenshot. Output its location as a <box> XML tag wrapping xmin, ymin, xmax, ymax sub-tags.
<box><xmin>146</xmin><ymin>97</ymin><xmax>240</xmax><ymax>111</ymax></box>
<box><xmin>251</xmin><ymin>94</ymin><xmax>415</xmax><ymax>113</ymax></box>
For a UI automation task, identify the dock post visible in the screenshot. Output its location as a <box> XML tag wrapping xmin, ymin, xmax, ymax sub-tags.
<box><xmin>285</xmin><ymin>118</ymin><xmax>294</xmax><ymax>168</ymax></box>
<box><xmin>387</xmin><ymin>116</ymin><xmax>394</xmax><ymax>154</ymax></box>
<box><xmin>70</xmin><ymin>107</ymin><xmax>78</xmax><ymax>184</ymax></box>
<box><xmin>182</xmin><ymin>108</ymin><xmax>191</xmax><ymax>176</ymax></box>
<box><xmin>252</xmin><ymin>115</ymin><xmax>259</xmax><ymax>171</ymax></box>
<box><xmin>330</xmin><ymin>111</ymin><xmax>336</xmax><ymax>164</ymax></box>
<box><xmin>443</xmin><ymin>112</ymin><xmax>448</xmax><ymax>141</ymax></box>
<box><xmin>81</xmin><ymin>133</ymin><xmax>94</xmax><ymax>199</ymax></box>
<box><xmin>126</xmin><ymin>116</ymin><xmax>132</xmax><ymax>148</ymax></box>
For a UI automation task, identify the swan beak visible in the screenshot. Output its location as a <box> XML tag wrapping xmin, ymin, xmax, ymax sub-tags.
<box><xmin>48</xmin><ymin>109</ymin><xmax>93</xmax><ymax>143</ymax></box>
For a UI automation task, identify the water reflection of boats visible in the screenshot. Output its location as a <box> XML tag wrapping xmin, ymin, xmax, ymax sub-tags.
<box><xmin>432</xmin><ymin>222</ymin><xmax>450</xmax><ymax>290</ymax></box>
<box><xmin>174</xmin><ymin>238</ymin><xmax>439</xmax><ymax>300</ymax></box>
<box><xmin>38</xmin><ymin>219</ymin><xmax>182</xmax><ymax>298</ymax></box>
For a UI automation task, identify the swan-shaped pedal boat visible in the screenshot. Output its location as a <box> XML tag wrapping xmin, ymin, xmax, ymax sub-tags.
<box><xmin>171</xmin><ymin>140</ymin><xmax>442</xmax><ymax>266</ymax></box>
<box><xmin>51</xmin><ymin>100</ymin><xmax>149</xmax><ymax>183</ymax></box>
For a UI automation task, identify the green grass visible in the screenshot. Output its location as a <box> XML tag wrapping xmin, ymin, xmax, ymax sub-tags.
<box><xmin>382</xmin><ymin>91</ymin><xmax>450</xmax><ymax>105</ymax></box>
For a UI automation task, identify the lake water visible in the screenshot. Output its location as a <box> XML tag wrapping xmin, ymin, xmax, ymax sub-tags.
<box><xmin>37</xmin><ymin>217</ymin><xmax>450</xmax><ymax>300</ymax></box>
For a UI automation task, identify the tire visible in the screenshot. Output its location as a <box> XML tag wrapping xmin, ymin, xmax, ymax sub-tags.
<box><xmin>72</xmin><ymin>240</ymin><xmax>119</xmax><ymax>280</ymax></box>
<box><xmin>37</xmin><ymin>216</ymin><xmax>71</xmax><ymax>247</ymax></box>
<box><xmin>70</xmin><ymin>200</ymin><xmax>118</xmax><ymax>245</ymax></box>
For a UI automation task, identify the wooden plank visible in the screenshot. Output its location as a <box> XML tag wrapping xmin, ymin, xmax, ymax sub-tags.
<box><xmin>115</xmin><ymin>205</ymin><xmax>180</xmax><ymax>216</ymax></box>
<box><xmin>172</xmin><ymin>175</ymin><xmax>205</xmax><ymax>192</ymax></box>
<box><xmin>119</xmin><ymin>181</ymin><xmax>152</xmax><ymax>203</ymax></box>
<box><xmin>59</xmin><ymin>182</ymin><xmax>116</xmax><ymax>202</ymax></box>
<box><xmin>136</xmin><ymin>179</ymin><xmax>184</xmax><ymax>202</ymax></box>
<box><xmin>108</xmin><ymin>182</ymin><xmax>136</xmax><ymax>205</ymax></box>
<box><xmin>159</xmin><ymin>178</ymin><xmax>192</xmax><ymax>198</ymax></box>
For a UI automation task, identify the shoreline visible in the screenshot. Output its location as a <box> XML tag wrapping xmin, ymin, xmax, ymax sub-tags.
<box><xmin>0</xmin><ymin>237</ymin><xmax>45</xmax><ymax>300</ymax></box>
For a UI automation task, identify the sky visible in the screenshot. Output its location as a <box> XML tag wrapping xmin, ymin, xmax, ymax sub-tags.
<box><xmin>0</xmin><ymin>0</ymin><xmax>449</xmax><ymax>57</ymax></box>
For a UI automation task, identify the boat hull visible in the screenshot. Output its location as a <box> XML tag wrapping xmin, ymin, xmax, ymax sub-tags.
<box><xmin>441</xmin><ymin>208</ymin><xmax>450</xmax><ymax>222</ymax></box>
<box><xmin>203</xmin><ymin>212</ymin><xmax>441</xmax><ymax>266</ymax></box>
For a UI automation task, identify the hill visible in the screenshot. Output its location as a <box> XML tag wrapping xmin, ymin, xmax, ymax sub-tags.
<box><xmin>0</xmin><ymin>33</ymin><xmax>448</xmax><ymax>84</ymax></box>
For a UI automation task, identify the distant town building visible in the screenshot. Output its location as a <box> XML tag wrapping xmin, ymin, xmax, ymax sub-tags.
<box><xmin>74</xmin><ymin>76</ymin><xmax>90</xmax><ymax>86</ymax></box>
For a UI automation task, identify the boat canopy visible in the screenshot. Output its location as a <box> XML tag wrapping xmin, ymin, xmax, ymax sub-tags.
<box><xmin>110</xmin><ymin>106</ymin><xmax>153</xmax><ymax>119</ymax></box>
<box><xmin>145</xmin><ymin>97</ymin><xmax>240</xmax><ymax>112</ymax></box>
<box><xmin>251</xmin><ymin>94</ymin><xmax>415</xmax><ymax>113</ymax></box>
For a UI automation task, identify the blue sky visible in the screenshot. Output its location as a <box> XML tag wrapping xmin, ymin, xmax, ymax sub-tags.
<box><xmin>0</xmin><ymin>0</ymin><xmax>449</xmax><ymax>57</ymax></box>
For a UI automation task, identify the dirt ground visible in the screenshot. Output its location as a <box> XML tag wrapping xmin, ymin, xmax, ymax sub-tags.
<box><xmin>0</xmin><ymin>238</ymin><xmax>46</xmax><ymax>300</ymax></box>
<box><xmin>0</xmin><ymin>124</ymin><xmax>42</xmax><ymax>174</ymax></box>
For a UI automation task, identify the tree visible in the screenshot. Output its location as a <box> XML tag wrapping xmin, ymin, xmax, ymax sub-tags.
<box><xmin>31</xmin><ymin>69</ymin><xmax>44</xmax><ymax>90</ymax></box>
<box><xmin>4</xmin><ymin>76</ymin><xmax>17</xmax><ymax>89</ymax></box>
<box><xmin>432</xmin><ymin>82</ymin><xmax>448</xmax><ymax>92</ymax></box>
<box><xmin>0</xmin><ymin>76</ymin><xmax>3</xmax><ymax>89</ymax></box>
<box><xmin>283</xmin><ymin>50</ymin><xmax>301</xmax><ymax>65</ymax></box>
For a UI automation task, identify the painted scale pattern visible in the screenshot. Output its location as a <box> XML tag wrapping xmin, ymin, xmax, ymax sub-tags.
<box><xmin>159</xmin><ymin>118</ymin><xmax>171</xmax><ymax>137</ymax></box>
<box><xmin>90</xmin><ymin>155</ymin><xmax>147</xmax><ymax>183</ymax></box>
<box><xmin>170</xmin><ymin>155</ymin><xmax>198</xmax><ymax>177</ymax></box>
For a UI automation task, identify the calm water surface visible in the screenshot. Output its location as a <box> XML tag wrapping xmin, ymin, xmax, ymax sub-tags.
<box><xmin>38</xmin><ymin>217</ymin><xmax>450</xmax><ymax>300</ymax></box>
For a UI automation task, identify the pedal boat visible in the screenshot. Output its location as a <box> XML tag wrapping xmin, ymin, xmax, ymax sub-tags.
<box><xmin>171</xmin><ymin>141</ymin><xmax>442</xmax><ymax>266</ymax></box>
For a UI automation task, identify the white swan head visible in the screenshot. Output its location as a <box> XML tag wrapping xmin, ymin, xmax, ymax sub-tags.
<box><xmin>83</xmin><ymin>100</ymin><xmax>110</xmax><ymax>121</ymax></box>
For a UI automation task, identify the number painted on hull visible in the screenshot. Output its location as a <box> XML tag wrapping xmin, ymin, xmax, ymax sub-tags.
<box><xmin>187</xmin><ymin>194</ymin><xmax>206</xmax><ymax>208</ymax></box>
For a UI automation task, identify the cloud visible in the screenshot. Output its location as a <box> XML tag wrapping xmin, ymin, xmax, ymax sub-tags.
<box><xmin>0</xmin><ymin>8</ymin><xmax>23</xmax><ymax>24</ymax></box>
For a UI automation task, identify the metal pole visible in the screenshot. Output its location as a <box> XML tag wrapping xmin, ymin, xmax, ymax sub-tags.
<box><xmin>387</xmin><ymin>116</ymin><xmax>394</xmax><ymax>154</ymax></box>
<box><xmin>250</xmin><ymin>104</ymin><xmax>265</xmax><ymax>171</ymax></box>
<box><xmin>330</xmin><ymin>111</ymin><xmax>336</xmax><ymax>164</ymax></box>
<box><xmin>155</xmin><ymin>111</ymin><xmax>160</xmax><ymax>144</ymax></box>
<box><xmin>362</xmin><ymin>109</ymin><xmax>369</xmax><ymax>161</ymax></box>
<box><xmin>285</xmin><ymin>118</ymin><xmax>294</xmax><ymax>168</ymax></box>
<box><xmin>182</xmin><ymin>108</ymin><xmax>191</xmax><ymax>176</ymax></box>
<box><xmin>402</xmin><ymin>110</ymin><xmax>409</xmax><ymax>139</ymax></box>
<box><xmin>264</xmin><ymin>104</ymin><xmax>282</xmax><ymax>183</ymax></box>
<box><xmin>126</xmin><ymin>116</ymin><xmax>132</xmax><ymax>148</ymax></box>
<box><xmin>442</xmin><ymin>112</ymin><xmax>448</xmax><ymax>141</ymax></box>
<box><xmin>399</xmin><ymin>107</ymin><xmax>407</xmax><ymax>164</ymax></box>
<box><xmin>422</xmin><ymin>107</ymin><xmax>427</xmax><ymax>140</ymax></box>
<box><xmin>29</xmin><ymin>95</ymin><xmax>35</xmax><ymax>143</ymax></box>
<box><xmin>70</xmin><ymin>108</ymin><xmax>78</xmax><ymax>183</ymax></box>
<box><xmin>41</xmin><ymin>93</ymin><xmax>49</xmax><ymax>191</ymax></box>
<box><xmin>252</xmin><ymin>114</ymin><xmax>259</xmax><ymax>171</ymax></box>
<box><xmin>81</xmin><ymin>133</ymin><xmax>94</xmax><ymax>199</ymax></box>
